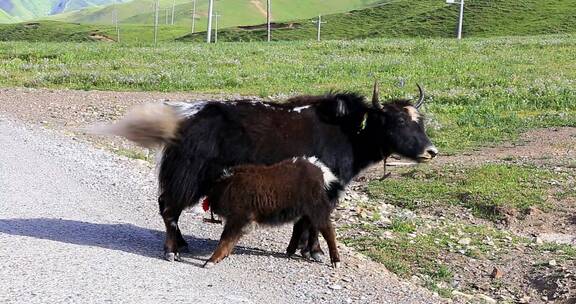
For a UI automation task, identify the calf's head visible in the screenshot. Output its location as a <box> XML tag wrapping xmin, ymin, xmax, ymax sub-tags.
<box><xmin>367</xmin><ymin>83</ymin><xmax>438</xmax><ymax>162</ymax></box>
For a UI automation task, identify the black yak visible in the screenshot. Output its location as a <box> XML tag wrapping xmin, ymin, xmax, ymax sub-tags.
<box><xmin>203</xmin><ymin>156</ymin><xmax>344</xmax><ymax>268</ymax></box>
<box><xmin>103</xmin><ymin>83</ymin><xmax>438</xmax><ymax>262</ymax></box>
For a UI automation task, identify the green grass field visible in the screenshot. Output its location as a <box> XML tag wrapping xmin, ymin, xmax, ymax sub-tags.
<box><xmin>0</xmin><ymin>34</ymin><xmax>574</xmax><ymax>154</ymax></box>
<box><xmin>181</xmin><ymin>0</ymin><xmax>576</xmax><ymax>42</ymax></box>
<box><xmin>0</xmin><ymin>21</ymin><xmax>192</xmax><ymax>44</ymax></box>
<box><xmin>368</xmin><ymin>164</ymin><xmax>558</xmax><ymax>220</ymax></box>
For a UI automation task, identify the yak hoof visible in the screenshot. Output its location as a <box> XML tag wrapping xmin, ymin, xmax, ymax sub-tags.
<box><xmin>332</xmin><ymin>262</ymin><xmax>341</xmax><ymax>269</ymax></box>
<box><xmin>203</xmin><ymin>261</ymin><xmax>216</xmax><ymax>269</ymax></box>
<box><xmin>300</xmin><ymin>250</ymin><xmax>311</xmax><ymax>260</ymax></box>
<box><xmin>311</xmin><ymin>252</ymin><xmax>325</xmax><ymax>263</ymax></box>
<box><xmin>164</xmin><ymin>252</ymin><xmax>181</xmax><ymax>262</ymax></box>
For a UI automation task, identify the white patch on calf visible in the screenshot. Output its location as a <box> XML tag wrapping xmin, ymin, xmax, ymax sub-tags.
<box><xmin>249</xmin><ymin>101</ymin><xmax>272</xmax><ymax>108</ymax></box>
<box><xmin>304</xmin><ymin>156</ymin><xmax>339</xmax><ymax>189</ymax></box>
<box><xmin>404</xmin><ymin>106</ymin><xmax>421</xmax><ymax>122</ymax></box>
<box><xmin>165</xmin><ymin>101</ymin><xmax>209</xmax><ymax>118</ymax></box>
<box><xmin>221</xmin><ymin>168</ymin><xmax>233</xmax><ymax>178</ymax></box>
<box><xmin>292</xmin><ymin>105</ymin><xmax>311</xmax><ymax>113</ymax></box>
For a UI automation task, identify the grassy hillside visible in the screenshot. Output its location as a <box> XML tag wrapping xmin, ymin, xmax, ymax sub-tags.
<box><xmin>179</xmin><ymin>0</ymin><xmax>576</xmax><ymax>41</ymax></box>
<box><xmin>51</xmin><ymin>0</ymin><xmax>381</xmax><ymax>30</ymax></box>
<box><xmin>0</xmin><ymin>21</ymin><xmax>189</xmax><ymax>43</ymax></box>
<box><xmin>1</xmin><ymin>34</ymin><xmax>575</xmax><ymax>152</ymax></box>
<box><xmin>2</xmin><ymin>0</ymin><xmax>575</xmax><ymax>44</ymax></box>
<box><xmin>0</xmin><ymin>21</ymin><xmax>115</xmax><ymax>42</ymax></box>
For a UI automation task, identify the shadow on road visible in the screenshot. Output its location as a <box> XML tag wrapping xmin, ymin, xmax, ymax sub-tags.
<box><xmin>0</xmin><ymin>218</ymin><xmax>297</xmax><ymax>265</ymax></box>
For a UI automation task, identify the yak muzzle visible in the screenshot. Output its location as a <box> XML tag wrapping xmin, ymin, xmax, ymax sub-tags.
<box><xmin>417</xmin><ymin>146</ymin><xmax>438</xmax><ymax>162</ymax></box>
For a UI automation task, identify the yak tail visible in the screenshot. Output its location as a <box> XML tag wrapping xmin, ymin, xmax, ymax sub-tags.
<box><xmin>91</xmin><ymin>103</ymin><xmax>182</xmax><ymax>148</ymax></box>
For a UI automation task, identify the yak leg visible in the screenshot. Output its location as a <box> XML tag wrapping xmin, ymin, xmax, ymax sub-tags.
<box><xmin>286</xmin><ymin>218</ymin><xmax>307</xmax><ymax>257</ymax></box>
<box><xmin>304</xmin><ymin>225</ymin><xmax>324</xmax><ymax>262</ymax></box>
<box><xmin>318</xmin><ymin>220</ymin><xmax>341</xmax><ymax>268</ymax></box>
<box><xmin>290</xmin><ymin>217</ymin><xmax>325</xmax><ymax>261</ymax></box>
<box><xmin>159</xmin><ymin>195</ymin><xmax>187</xmax><ymax>261</ymax></box>
<box><xmin>204</xmin><ymin>219</ymin><xmax>246</xmax><ymax>268</ymax></box>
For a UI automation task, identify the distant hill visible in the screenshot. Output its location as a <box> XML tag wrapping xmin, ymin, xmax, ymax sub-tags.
<box><xmin>0</xmin><ymin>0</ymin><xmax>132</xmax><ymax>22</ymax></box>
<box><xmin>178</xmin><ymin>0</ymin><xmax>576</xmax><ymax>41</ymax></box>
<box><xmin>0</xmin><ymin>8</ymin><xmax>14</xmax><ymax>23</ymax></box>
<box><xmin>50</xmin><ymin>0</ymin><xmax>382</xmax><ymax>31</ymax></box>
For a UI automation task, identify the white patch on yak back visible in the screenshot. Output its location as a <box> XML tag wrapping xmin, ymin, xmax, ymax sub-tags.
<box><xmin>248</xmin><ymin>100</ymin><xmax>272</xmax><ymax>108</ymax></box>
<box><xmin>292</xmin><ymin>105</ymin><xmax>311</xmax><ymax>113</ymax></box>
<box><xmin>165</xmin><ymin>101</ymin><xmax>209</xmax><ymax>118</ymax></box>
<box><xmin>304</xmin><ymin>156</ymin><xmax>339</xmax><ymax>189</ymax></box>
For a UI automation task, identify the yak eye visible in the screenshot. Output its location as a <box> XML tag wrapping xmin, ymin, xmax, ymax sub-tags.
<box><xmin>398</xmin><ymin>118</ymin><xmax>406</xmax><ymax>125</ymax></box>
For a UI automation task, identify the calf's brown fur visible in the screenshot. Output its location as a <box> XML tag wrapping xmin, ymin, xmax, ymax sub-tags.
<box><xmin>204</xmin><ymin>157</ymin><xmax>344</xmax><ymax>268</ymax></box>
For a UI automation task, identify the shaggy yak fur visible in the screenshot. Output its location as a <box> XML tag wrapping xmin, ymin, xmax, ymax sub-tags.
<box><xmin>103</xmin><ymin>83</ymin><xmax>438</xmax><ymax>262</ymax></box>
<box><xmin>203</xmin><ymin>157</ymin><xmax>344</xmax><ymax>268</ymax></box>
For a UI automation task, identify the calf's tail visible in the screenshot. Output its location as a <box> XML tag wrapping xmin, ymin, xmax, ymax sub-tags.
<box><xmin>92</xmin><ymin>103</ymin><xmax>182</xmax><ymax>147</ymax></box>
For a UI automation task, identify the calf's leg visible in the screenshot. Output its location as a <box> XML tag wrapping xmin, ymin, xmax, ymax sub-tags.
<box><xmin>306</xmin><ymin>226</ymin><xmax>325</xmax><ymax>262</ymax></box>
<box><xmin>288</xmin><ymin>217</ymin><xmax>325</xmax><ymax>262</ymax></box>
<box><xmin>303</xmin><ymin>225</ymin><xmax>324</xmax><ymax>262</ymax></box>
<box><xmin>318</xmin><ymin>220</ymin><xmax>341</xmax><ymax>268</ymax></box>
<box><xmin>204</xmin><ymin>219</ymin><xmax>247</xmax><ymax>268</ymax></box>
<box><xmin>286</xmin><ymin>218</ymin><xmax>307</xmax><ymax>257</ymax></box>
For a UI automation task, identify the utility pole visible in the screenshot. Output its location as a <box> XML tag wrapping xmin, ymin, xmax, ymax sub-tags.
<box><xmin>266</xmin><ymin>0</ymin><xmax>271</xmax><ymax>42</ymax></box>
<box><xmin>206</xmin><ymin>0</ymin><xmax>214</xmax><ymax>42</ymax></box>
<box><xmin>113</xmin><ymin>0</ymin><xmax>120</xmax><ymax>42</ymax></box>
<box><xmin>312</xmin><ymin>15</ymin><xmax>326</xmax><ymax>41</ymax></box>
<box><xmin>153</xmin><ymin>0</ymin><xmax>159</xmax><ymax>46</ymax></box>
<box><xmin>446</xmin><ymin>0</ymin><xmax>464</xmax><ymax>39</ymax></box>
<box><xmin>458</xmin><ymin>0</ymin><xmax>464</xmax><ymax>39</ymax></box>
<box><xmin>191</xmin><ymin>0</ymin><xmax>197</xmax><ymax>33</ymax></box>
<box><xmin>213</xmin><ymin>13</ymin><xmax>221</xmax><ymax>43</ymax></box>
<box><xmin>171</xmin><ymin>0</ymin><xmax>176</xmax><ymax>25</ymax></box>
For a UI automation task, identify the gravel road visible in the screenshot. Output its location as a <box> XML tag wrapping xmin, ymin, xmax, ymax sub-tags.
<box><xmin>0</xmin><ymin>89</ymin><xmax>442</xmax><ymax>304</ymax></box>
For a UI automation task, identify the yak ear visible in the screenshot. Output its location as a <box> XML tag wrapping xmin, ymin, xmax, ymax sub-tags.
<box><xmin>336</xmin><ymin>98</ymin><xmax>348</xmax><ymax>116</ymax></box>
<box><xmin>315</xmin><ymin>96</ymin><xmax>352</xmax><ymax>123</ymax></box>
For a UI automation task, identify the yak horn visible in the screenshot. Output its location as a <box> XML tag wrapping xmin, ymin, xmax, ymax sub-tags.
<box><xmin>372</xmin><ymin>80</ymin><xmax>382</xmax><ymax>110</ymax></box>
<box><xmin>414</xmin><ymin>84</ymin><xmax>425</xmax><ymax>109</ymax></box>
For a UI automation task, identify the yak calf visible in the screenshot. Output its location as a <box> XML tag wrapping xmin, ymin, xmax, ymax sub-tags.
<box><xmin>204</xmin><ymin>156</ymin><xmax>344</xmax><ymax>268</ymax></box>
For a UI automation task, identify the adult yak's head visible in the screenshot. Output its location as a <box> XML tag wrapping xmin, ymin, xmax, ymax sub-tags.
<box><xmin>366</xmin><ymin>82</ymin><xmax>438</xmax><ymax>162</ymax></box>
